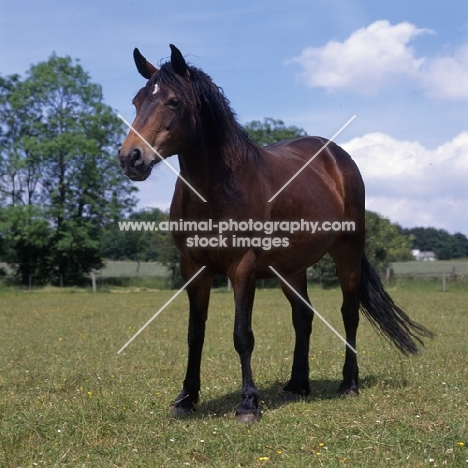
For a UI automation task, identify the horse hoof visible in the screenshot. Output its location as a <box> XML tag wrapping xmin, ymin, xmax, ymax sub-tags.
<box><xmin>235</xmin><ymin>410</ymin><xmax>262</xmax><ymax>423</ymax></box>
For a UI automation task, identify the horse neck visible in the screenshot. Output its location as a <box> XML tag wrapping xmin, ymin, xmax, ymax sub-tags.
<box><xmin>177</xmin><ymin>115</ymin><xmax>262</xmax><ymax>206</ymax></box>
<box><xmin>177</xmin><ymin>138</ymin><xmax>233</xmax><ymax>198</ymax></box>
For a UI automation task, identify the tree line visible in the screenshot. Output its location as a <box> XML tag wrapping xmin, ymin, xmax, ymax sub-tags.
<box><xmin>399</xmin><ymin>226</ymin><xmax>468</xmax><ymax>260</ymax></box>
<box><xmin>0</xmin><ymin>55</ymin><xmax>466</xmax><ymax>287</ymax></box>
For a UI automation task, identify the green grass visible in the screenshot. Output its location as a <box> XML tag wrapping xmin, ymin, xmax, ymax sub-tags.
<box><xmin>1</xmin><ymin>287</ymin><xmax>467</xmax><ymax>467</ymax></box>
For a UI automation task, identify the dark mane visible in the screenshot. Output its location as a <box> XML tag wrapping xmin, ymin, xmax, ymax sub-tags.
<box><xmin>156</xmin><ymin>61</ymin><xmax>262</xmax><ymax>170</ymax></box>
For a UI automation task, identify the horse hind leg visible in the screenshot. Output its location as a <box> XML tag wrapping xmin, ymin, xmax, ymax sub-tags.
<box><xmin>330</xmin><ymin>248</ymin><xmax>362</xmax><ymax>396</ymax></box>
<box><xmin>280</xmin><ymin>271</ymin><xmax>313</xmax><ymax>399</ymax></box>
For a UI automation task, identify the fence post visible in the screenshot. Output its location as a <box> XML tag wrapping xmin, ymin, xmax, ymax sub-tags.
<box><xmin>91</xmin><ymin>272</ymin><xmax>97</xmax><ymax>293</ymax></box>
<box><xmin>385</xmin><ymin>267</ymin><xmax>394</xmax><ymax>284</ymax></box>
<box><xmin>442</xmin><ymin>271</ymin><xmax>446</xmax><ymax>292</ymax></box>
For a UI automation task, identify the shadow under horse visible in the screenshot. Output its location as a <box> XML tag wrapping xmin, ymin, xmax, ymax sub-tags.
<box><xmin>119</xmin><ymin>44</ymin><xmax>433</xmax><ymax>422</ymax></box>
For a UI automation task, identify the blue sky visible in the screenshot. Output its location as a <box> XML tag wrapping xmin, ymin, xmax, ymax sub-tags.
<box><xmin>1</xmin><ymin>0</ymin><xmax>467</xmax><ymax>234</ymax></box>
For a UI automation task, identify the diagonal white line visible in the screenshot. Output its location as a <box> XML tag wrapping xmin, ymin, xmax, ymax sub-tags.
<box><xmin>117</xmin><ymin>266</ymin><xmax>206</xmax><ymax>354</ymax></box>
<box><xmin>269</xmin><ymin>266</ymin><xmax>357</xmax><ymax>354</ymax></box>
<box><xmin>118</xmin><ymin>114</ymin><xmax>207</xmax><ymax>202</ymax></box>
<box><xmin>268</xmin><ymin>115</ymin><xmax>356</xmax><ymax>203</ymax></box>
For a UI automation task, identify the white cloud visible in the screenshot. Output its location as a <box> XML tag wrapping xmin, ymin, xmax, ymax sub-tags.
<box><xmin>421</xmin><ymin>45</ymin><xmax>468</xmax><ymax>100</ymax></box>
<box><xmin>341</xmin><ymin>132</ymin><xmax>468</xmax><ymax>232</ymax></box>
<box><xmin>363</xmin><ymin>195</ymin><xmax>464</xmax><ymax>232</ymax></box>
<box><xmin>289</xmin><ymin>20</ymin><xmax>468</xmax><ymax>100</ymax></box>
<box><xmin>289</xmin><ymin>20</ymin><xmax>431</xmax><ymax>94</ymax></box>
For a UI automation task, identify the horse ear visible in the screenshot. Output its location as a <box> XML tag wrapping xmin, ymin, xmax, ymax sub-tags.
<box><xmin>170</xmin><ymin>44</ymin><xmax>190</xmax><ymax>80</ymax></box>
<box><xmin>133</xmin><ymin>48</ymin><xmax>159</xmax><ymax>79</ymax></box>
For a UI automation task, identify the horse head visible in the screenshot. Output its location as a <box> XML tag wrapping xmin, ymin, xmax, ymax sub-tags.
<box><xmin>118</xmin><ymin>45</ymin><xmax>195</xmax><ymax>181</ymax></box>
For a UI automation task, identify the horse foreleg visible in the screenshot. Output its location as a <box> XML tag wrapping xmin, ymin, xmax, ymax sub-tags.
<box><xmin>231</xmin><ymin>252</ymin><xmax>260</xmax><ymax>422</ymax></box>
<box><xmin>171</xmin><ymin>263</ymin><xmax>213</xmax><ymax>414</ymax></box>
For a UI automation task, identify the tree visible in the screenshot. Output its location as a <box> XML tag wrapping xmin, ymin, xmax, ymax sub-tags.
<box><xmin>364</xmin><ymin>211</ymin><xmax>413</xmax><ymax>274</ymax></box>
<box><xmin>0</xmin><ymin>205</ymin><xmax>54</xmax><ymax>285</ymax></box>
<box><xmin>101</xmin><ymin>208</ymin><xmax>171</xmax><ymax>262</ymax></box>
<box><xmin>307</xmin><ymin>253</ymin><xmax>339</xmax><ymax>289</ymax></box>
<box><xmin>244</xmin><ymin>117</ymin><xmax>307</xmax><ymax>146</ymax></box>
<box><xmin>452</xmin><ymin>233</ymin><xmax>468</xmax><ymax>258</ymax></box>
<box><xmin>0</xmin><ymin>55</ymin><xmax>137</xmax><ymax>285</ymax></box>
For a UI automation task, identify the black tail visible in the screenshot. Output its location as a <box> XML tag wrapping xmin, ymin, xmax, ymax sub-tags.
<box><xmin>359</xmin><ymin>255</ymin><xmax>434</xmax><ymax>354</ymax></box>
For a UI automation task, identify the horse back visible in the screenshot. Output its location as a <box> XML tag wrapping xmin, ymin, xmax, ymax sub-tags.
<box><xmin>264</xmin><ymin>136</ymin><xmax>365</xmax><ymax>221</ymax></box>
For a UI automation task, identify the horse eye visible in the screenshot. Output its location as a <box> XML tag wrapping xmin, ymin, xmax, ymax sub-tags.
<box><xmin>169</xmin><ymin>98</ymin><xmax>180</xmax><ymax>107</ymax></box>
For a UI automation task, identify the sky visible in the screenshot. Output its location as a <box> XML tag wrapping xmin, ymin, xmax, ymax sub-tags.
<box><xmin>1</xmin><ymin>0</ymin><xmax>467</xmax><ymax>235</ymax></box>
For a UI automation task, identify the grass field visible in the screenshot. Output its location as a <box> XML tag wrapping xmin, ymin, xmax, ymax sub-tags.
<box><xmin>1</xmin><ymin>286</ymin><xmax>467</xmax><ymax>467</ymax></box>
<box><xmin>391</xmin><ymin>260</ymin><xmax>468</xmax><ymax>278</ymax></box>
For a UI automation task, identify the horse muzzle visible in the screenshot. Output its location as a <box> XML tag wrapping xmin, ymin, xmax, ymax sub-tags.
<box><xmin>118</xmin><ymin>146</ymin><xmax>154</xmax><ymax>181</ymax></box>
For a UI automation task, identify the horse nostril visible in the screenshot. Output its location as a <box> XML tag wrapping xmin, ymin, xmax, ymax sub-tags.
<box><xmin>130</xmin><ymin>147</ymin><xmax>144</xmax><ymax>167</ymax></box>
